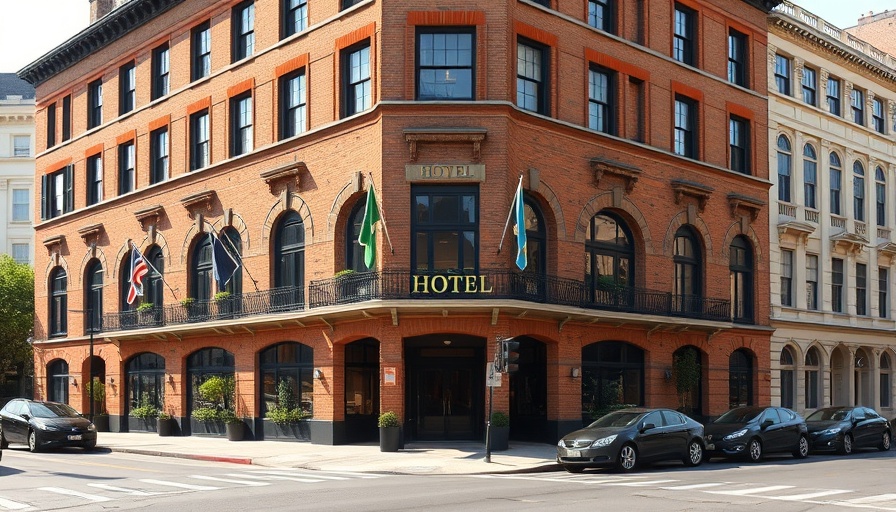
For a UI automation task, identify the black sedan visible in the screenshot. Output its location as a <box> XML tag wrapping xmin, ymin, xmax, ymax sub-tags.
<box><xmin>0</xmin><ymin>399</ymin><xmax>97</xmax><ymax>452</ymax></box>
<box><xmin>557</xmin><ymin>408</ymin><xmax>705</xmax><ymax>472</ymax></box>
<box><xmin>705</xmin><ymin>406</ymin><xmax>808</xmax><ymax>462</ymax></box>
<box><xmin>806</xmin><ymin>406</ymin><xmax>891</xmax><ymax>454</ymax></box>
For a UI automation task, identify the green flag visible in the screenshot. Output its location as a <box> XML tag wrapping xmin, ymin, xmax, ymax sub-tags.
<box><xmin>358</xmin><ymin>185</ymin><xmax>381</xmax><ymax>269</ymax></box>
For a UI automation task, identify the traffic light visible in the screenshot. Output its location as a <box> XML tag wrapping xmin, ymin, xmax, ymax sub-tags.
<box><xmin>502</xmin><ymin>339</ymin><xmax>520</xmax><ymax>374</ymax></box>
<box><xmin>495</xmin><ymin>340</ymin><xmax>506</xmax><ymax>373</ymax></box>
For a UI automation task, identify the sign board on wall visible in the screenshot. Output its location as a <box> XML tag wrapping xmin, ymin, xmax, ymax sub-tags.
<box><xmin>486</xmin><ymin>363</ymin><xmax>502</xmax><ymax>388</ymax></box>
<box><xmin>406</xmin><ymin>164</ymin><xmax>485</xmax><ymax>182</ymax></box>
<box><xmin>384</xmin><ymin>367</ymin><xmax>396</xmax><ymax>386</ymax></box>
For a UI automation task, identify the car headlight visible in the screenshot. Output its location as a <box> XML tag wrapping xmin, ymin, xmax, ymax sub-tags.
<box><xmin>820</xmin><ymin>427</ymin><xmax>841</xmax><ymax>435</ymax></box>
<box><xmin>87</xmin><ymin>424</ymin><xmax>97</xmax><ymax>431</ymax></box>
<box><xmin>558</xmin><ymin>439</ymin><xmax>565</xmax><ymax>447</ymax></box>
<box><xmin>31</xmin><ymin>421</ymin><xmax>48</xmax><ymax>430</ymax></box>
<box><xmin>591</xmin><ymin>434</ymin><xmax>618</xmax><ymax>448</ymax></box>
<box><xmin>723</xmin><ymin>429</ymin><xmax>748</xmax><ymax>441</ymax></box>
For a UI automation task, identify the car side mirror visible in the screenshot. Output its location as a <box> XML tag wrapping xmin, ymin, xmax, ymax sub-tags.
<box><xmin>641</xmin><ymin>423</ymin><xmax>656</xmax><ymax>432</ymax></box>
<box><xmin>20</xmin><ymin>413</ymin><xmax>30</xmax><ymax>421</ymax></box>
<box><xmin>761</xmin><ymin>419</ymin><xmax>774</xmax><ymax>429</ymax></box>
<box><xmin>853</xmin><ymin>416</ymin><xmax>865</xmax><ymax>423</ymax></box>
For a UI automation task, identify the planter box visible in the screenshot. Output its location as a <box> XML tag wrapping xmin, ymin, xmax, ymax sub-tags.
<box><xmin>226</xmin><ymin>421</ymin><xmax>245</xmax><ymax>441</ymax></box>
<box><xmin>157</xmin><ymin>418</ymin><xmax>178</xmax><ymax>436</ymax></box>
<box><xmin>190</xmin><ymin>418</ymin><xmax>225</xmax><ymax>436</ymax></box>
<box><xmin>489</xmin><ymin>426</ymin><xmax>509</xmax><ymax>451</ymax></box>
<box><xmin>128</xmin><ymin>417</ymin><xmax>158</xmax><ymax>433</ymax></box>
<box><xmin>379</xmin><ymin>426</ymin><xmax>401</xmax><ymax>452</ymax></box>
<box><xmin>92</xmin><ymin>415</ymin><xmax>110</xmax><ymax>432</ymax></box>
<box><xmin>262</xmin><ymin>420</ymin><xmax>311</xmax><ymax>441</ymax></box>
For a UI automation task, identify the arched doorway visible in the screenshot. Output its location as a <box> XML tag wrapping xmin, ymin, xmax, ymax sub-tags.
<box><xmin>126</xmin><ymin>352</ymin><xmax>165</xmax><ymax>431</ymax></box>
<box><xmin>509</xmin><ymin>336</ymin><xmax>547</xmax><ymax>442</ymax></box>
<box><xmin>582</xmin><ymin>341</ymin><xmax>644</xmax><ymax>425</ymax></box>
<box><xmin>187</xmin><ymin>347</ymin><xmax>235</xmax><ymax>436</ymax></box>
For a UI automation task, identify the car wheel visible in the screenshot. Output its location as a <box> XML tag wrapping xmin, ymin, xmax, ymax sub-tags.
<box><xmin>82</xmin><ymin>439</ymin><xmax>97</xmax><ymax>451</ymax></box>
<box><xmin>684</xmin><ymin>439</ymin><xmax>703</xmax><ymax>467</ymax></box>
<box><xmin>0</xmin><ymin>432</ymin><xmax>8</xmax><ymax>449</ymax></box>
<box><xmin>563</xmin><ymin>465</ymin><xmax>584</xmax><ymax>473</ymax></box>
<box><xmin>28</xmin><ymin>430</ymin><xmax>40</xmax><ymax>453</ymax></box>
<box><xmin>879</xmin><ymin>431</ymin><xmax>891</xmax><ymax>451</ymax></box>
<box><xmin>837</xmin><ymin>434</ymin><xmax>853</xmax><ymax>455</ymax></box>
<box><xmin>793</xmin><ymin>435</ymin><xmax>809</xmax><ymax>458</ymax></box>
<box><xmin>747</xmin><ymin>438</ymin><xmax>763</xmax><ymax>462</ymax></box>
<box><xmin>617</xmin><ymin>443</ymin><xmax>638</xmax><ymax>472</ymax></box>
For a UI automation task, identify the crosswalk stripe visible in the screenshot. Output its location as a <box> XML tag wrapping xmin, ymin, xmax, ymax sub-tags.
<box><xmin>256</xmin><ymin>472</ymin><xmax>348</xmax><ymax>481</ymax></box>
<box><xmin>86</xmin><ymin>483</ymin><xmax>155</xmax><ymax>495</ymax></box>
<box><xmin>844</xmin><ymin>494</ymin><xmax>896</xmax><ymax>504</ymax></box>
<box><xmin>771</xmin><ymin>490</ymin><xmax>852</xmax><ymax>501</ymax></box>
<box><xmin>189</xmin><ymin>475</ymin><xmax>270</xmax><ymax>486</ymax></box>
<box><xmin>604</xmin><ymin>479</ymin><xmax>678</xmax><ymax>487</ymax></box>
<box><xmin>707</xmin><ymin>485</ymin><xmax>795</xmax><ymax>496</ymax></box>
<box><xmin>0</xmin><ymin>497</ymin><xmax>32</xmax><ymax>511</ymax></box>
<box><xmin>139</xmin><ymin>479</ymin><xmax>220</xmax><ymax>491</ymax></box>
<box><xmin>232</xmin><ymin>474</ymin><xmax>324</xmax><ymax>483</ymax></box>
<box><xmin>661</xmin><ymin>483</ymin><xmax>729</xmax><ymax>490</ymax></box>
<box><xmin>37</xmin><ymin>487</ymin><xmax>113</xmax><ymax>502</ymax></box>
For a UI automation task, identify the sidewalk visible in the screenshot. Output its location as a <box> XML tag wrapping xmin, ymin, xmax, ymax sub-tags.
<box><xmin>96</xmin><ymin>432</ymin><xmax>562</xmax><ymax>475</ymax></box>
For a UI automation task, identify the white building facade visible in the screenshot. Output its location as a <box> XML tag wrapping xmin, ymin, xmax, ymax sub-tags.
<box><xmin>0</xmin><ymin>74</ymin><xmax>35</xmax><ymax>265</ymax></box>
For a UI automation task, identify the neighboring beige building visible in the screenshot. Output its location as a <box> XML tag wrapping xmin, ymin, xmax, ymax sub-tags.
<box><xmin>768</xmin><ymin>2</ymin><xmax>896</xmax><ymax>418</ymax></box>
<box><xmin>0</xmin><ymin>74</ymin><xmax>35</xmax><ymax>265</ymax></box>
<box><xmin>845</xmin><ymin>10</ymin><xmax>896</xmax><ymax>58</ymax></box>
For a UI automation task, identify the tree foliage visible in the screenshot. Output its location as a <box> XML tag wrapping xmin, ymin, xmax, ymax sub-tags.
<box><xmin>0</xmin><ymin>255</ymin><xmax>34</xmax><ymax>381</ymax></box>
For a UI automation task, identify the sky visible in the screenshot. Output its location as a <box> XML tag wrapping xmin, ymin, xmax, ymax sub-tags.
<box><xmin>0</xmin><ymin>1</ymin><xmax>893</xmax><ymax>73</ymax></box>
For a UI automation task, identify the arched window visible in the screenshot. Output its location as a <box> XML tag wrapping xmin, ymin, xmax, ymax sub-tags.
<box><xmin>830</xmin><ymin>152</ymin><xmax>842</xmax><ymax>215</ymax></box>
<box><xmin>220</xmin><ymin>227</ymin><xmax>243</xmax><ymax>296</ymax></box>
<box><xmin>126</xmin><ymin>352</ymin><xmax>165</xmax><ymax>422</ymax></box>
<box><xmin>521</xmin><ymin>196</ymin><xmax>546</xmax><ymax>277</ymax></box>
<box><xmin>49</xmin><ymin>267</ymin><xmax>67</xmax><ymax>336</ymax></box>
<box><xmin>260</xmin><ymin>342</ymin><xmax>314</xmax><ymax>418</ymax></box>
<box><xmin>881</xmin><ymin>353</ymin><xmax>892</xmax><ymax>409</ymax></box>
<box><xmin>805</xmin><ymin>347</ymin><xmax>820</xmax><ymax>409</ymax></box>
<box><xmin>346</xmin><ymin>200</ymin><xmax>366</xmax><ymax>272</ymax></box>
<box><xmin>854</xmin><ymin>161</ymin><xmax>866</xmax><ymax>222</ymax></box>
<box><xmin>275</xmin><ymin>211</ymin><xmax>304</xmax><ymax>309</ymax></box>
<box><xmin>187</xmin><ymin>347</ymin><xmax>235</xmax><ymax>434</ymax></box>
<box><xmin>673</xmin><ymin>226</ymin><xmax>702</xmax><ymax>313</ymax></box>
<box><xmin>144</xmin><ymin>245</ymin><xmax>164</xmax><ymax>307</ymax></box>
<box><xmin>85</xmin><ymin>260</ymin><xmax>103</xmax><ymax>332</ymax></box>
<box><xmin>803</xmin><ymin>144</ymin><xmax>817</xmax><ymax>209</ymax></box>
<box><xmin>586</xmin><ymin>211</ymin><xmax>633</xmax><ymax>306</ymax></box>
<box><xmin>120</xmin><ymin>253</ymin><xmax>133</xmax><ymax>312</ymax></box>
<box><xmin>779</xmin><ymin>346</ymin><xmax>795</xmax><ymax>409</ymax></box>
<box><xmin>777</xmin><ymin>135</ymin><xmax>792</xmax><ymax>202</ymax></box>
<box><xmin>876</xmin><ymin>166</ymin><xmax>886</xmax><ymax>227</ymax></box>
<box><xmin>191</xmin><ymin>235</ymin><xmax>213</xmax><ymax>302</ymax></box>
<box><xmin>729</xmin><ymin>349</ymin><xmax>753</xmax><ymax>407</ymax></box>
<box><xmin>47</xmin><ymin>359</ymin><xmax>69</xmax><ymax>403</ymax></box>
<box><xmin>729</xmin><ymin>236</ymin><xmax>753</xmax><ymax>323</ymax></box>
<box><xmin>855</xmin><ymin>347</ymin><xmax>872</xmax><ymax>406</ymax></box>
<box><xmin>581</xmin><ymin>341</ymin><xmax>644</xmax><ymax>422</ymax></box>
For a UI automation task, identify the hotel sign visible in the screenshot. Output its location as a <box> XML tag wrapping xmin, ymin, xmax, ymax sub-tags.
<box><xmin>412</xmin><ymin>274</ymin><xmax>494</xmax><ymax>294</ymax></box>
<box><xmin>406</xmin><ymin>164</ymin><xmax>485</xmax><ymax>182</ymax></box>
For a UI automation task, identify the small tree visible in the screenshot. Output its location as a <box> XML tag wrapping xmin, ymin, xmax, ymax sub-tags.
<box><xmin>673</xmin><ymin>349</ymin><xmax>701</xmax><ymax>415</ymax></box>
<box><xmin>265</xmin><ymin>379</ymin><xmax>308</xmax><ymax>424</ymax></box>
<box><xmin>85</xmin><ymin>378</ymin><xmax>107</xmax><ymax>414</ymax></box>
<box><xmin>0</xmin><ymin>255</ymin><xmax>34</xmax><ymax>391</ymax></box>
<box><xmin>192</xmin><ymin>375</ymin><xmax>235</xmax><ymax>422</ymax></box>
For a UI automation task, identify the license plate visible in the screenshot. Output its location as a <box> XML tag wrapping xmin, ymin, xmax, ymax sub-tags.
<box><xmin>68</xmin><ymin>435</ymin><xmax>82</xmax><ymax>441</ymax></box>
<box><xmin>567</xmin><ymin>449</ymin><xmax>581</xmax><ymax>457</ymax></box>
<box><xmin>706</xmin><ymin>443</ymin><xmax>714</xmax><ymax>450</ymax></box>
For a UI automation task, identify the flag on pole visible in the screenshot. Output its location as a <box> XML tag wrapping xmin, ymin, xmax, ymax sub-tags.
<box><xmin>514</xmin><ymin>178</ymin><xmax>527</xmax><ymax>270</ymax></box>
<box><xmin>358</xmin><ymin>185</ymin><xmax>381</xmax><ymax>269</ymax></box>
<box><xmin>126</xmin><ymin>245</ymin><xmax>149</xmax><ymax>304</ymax></box>
<box><xmin>211</xmin><ymin>232</ymin><xmax>240</xmax><ymax>288</ymax></box>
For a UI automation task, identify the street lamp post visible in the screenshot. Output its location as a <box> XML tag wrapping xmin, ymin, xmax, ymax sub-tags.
<box><xmin>71</xmin><ymin>308</ymin><xmax>95</xmax><ymax>421</ymax></box>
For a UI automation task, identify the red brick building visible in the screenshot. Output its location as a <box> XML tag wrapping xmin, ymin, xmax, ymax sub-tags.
<box><xmin>21</xmin><ymin>0</ymin><xmax>781</xmax><ymax>444</ymax></box>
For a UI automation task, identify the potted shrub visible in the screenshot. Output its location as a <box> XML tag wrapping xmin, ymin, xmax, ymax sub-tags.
<box><xmin>85</xmin><ymin>378</ymin><xmax>109</xmax><ymax>432</ymax></box>
<box><xmin>190</xmin><ymin>375</ymin><xmax>234</xmax><ymax>435</ymax></box>
<box><xmin>264</xmin><ymin>380</ymin><xmax>311</xmax><ymax>440</ymax></box>
<box><xmin>489</xmin><ymin>411</ymin><xmax>510</xmax><ymax>451</ymax></box>
<box><xmin>157</xmin><ymin>411</ymin><xmax>178</xmax><ymax>437</ymax></box>
<box><xmin>221</xmin><ymin>409</ymin><xmax>245</xmax><ymax>441</ymax></box>
<box><xmin>378</xmin><ymin>411</ymin><xmax>401</xmax><ymax>452</ymax></box>
<box><xmin>130</xmin><ymin>392</ymin><xmax>160</xmax><ymax>432</ymax></box>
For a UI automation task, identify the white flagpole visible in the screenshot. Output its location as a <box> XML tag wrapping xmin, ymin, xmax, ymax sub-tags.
<box><xmin>497</xmin><ymin>175</ymin><xmax>523</xmax><ymax>254</ymax></box>
<box><xmin>367</xmin><ymin>172</ymin><xmax>394</xmax><ymax>254</ymax></box>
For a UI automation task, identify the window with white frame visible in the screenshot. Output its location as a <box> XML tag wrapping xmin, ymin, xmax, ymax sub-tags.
<box><xmin>879</xmin><ymin>267</ymin><xmax>888</xmax><ymax>319</ymax></box>
<box><xmin>230</xmin><ymin>93</ymin><xmax>253</xmax><ymax>157</ymax></box>
<box><xmin>857</xmin><ymin>263</ymin><xmax>868</xmax><ymax>316</ymax></box>
<box><xmin>588</xmin><ymin>66</ymin><xmax>614</xmax><ymax>134</ymax></box>
<box><xmin>13</xmin><ymin>135</ymin><xmax>30</xmax><ymax>157</ymax></box>
<box><xmin>11</xmin><ymin>189</ymin><xmax>29</xmax><ymax>222</ymax></box>
<box><xmin>343</xmin><ymin>42</ymin><xmax>372</xmax><ymax>117</ymax></box>
<box><xmin>832</xmin><ymin>257</ymin><xmax>844</xmax><ymax>313</ymax></box>
<box><xmin>280</xmin><ymin>69</ymin><xmax>307</xmax><ymax>140</ymax></box>
<box><xmin>806</xmin><ymin>254</ymin><xmax>818</xmax><ymax>310</ymax></box>
<box><xmin>802</xmin><ymin>66</ymin><xmax>816</xmax><ymax>106</ymax></box>
<box><xmin>11</xmin><ymin>243</ymin><xmax>29</xmax><ymax>264</ymax></box>
<box><xmin>780</xmin><ymin>249</ymin><xmax>793</xmax><ymax>307</ymax></box>
<box><xmin>854</xmin><ymin>161</ymin><xmax>865</xmax><ymax>222</ymax></box>
<box><xmin>881</xmin><ymin>353</ymin><xmax>892</xmax><ymax>408</ymax></box>
<box><xmin>803</xmin><ymin>144</ymin><xmax>817</xmax><ymax>209</ymax></box>
<box><xmin>830</xmin><ymin>152</ymin><xmax>842</xmax><ymax>216</ymax></box>
<box><xmin>804</xmin><ymin>347</ymin><xmax>820</xmax><ymax>409</ymax></box>
<box><xmin>780</xmin><ymin>346</ymin><xmax>795</xmax><ymax>409</ymax></box>
<box><xmin>877</xmin><ymin>166</ymin><xmax>886</xmax><ymax>227</ymax></box>
<box><xmin>777</xmin><ymin>135</ymin><xmax>791</xmax><ymax>202</ymax></box>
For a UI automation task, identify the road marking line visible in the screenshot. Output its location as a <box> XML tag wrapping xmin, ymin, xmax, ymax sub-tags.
<box><xmin>86</xmin><ymin>484</ymin><xmax>156</xmax><ymax>496</ymax></box>
<box><xmin>139</xmin><ymin>479</ymin><xmax>220</xmax><ymax>491</ymax></box>
<box><xmin>844</xmin><ymin>494</ymin><xmax>896</xmax><ymax>504</ymax></box>
<box><xmin>0</xmin><ymin>497</ymin><xmax>32</xmax><ymax>510</ymax></box>
<box><xmin>189</xmin><ymin>475</ymin><xmax>269</xmax><ymax>486</ymax></box>
<box><xmin>253</xmin><ymin>469</ymin><xmax>379</xmax><ymax>479</ymax></box>
<box><xmin>37</xmin><ymin>487</ymin><xmax>113</xmax><ymax>502</ymax></box>
<box><xmin>771</xmin><ymin>490</ymin><xmax>852</xmax><ymax>501</ymax></box>
<box><xmin>259</xmin><ymin>472</ymin><xmax>348</xmax><ymax>481</ymax></box>
<box><xmin>604</xmin><ymin>480</ymin><xmax>678</xmax><ymax>487</ymax></box>
<box><xmin>661</xmin><ymin>483</ymin><xmax>730</xmax><ymax>490</ymax></box>
<box><xmin>233</xmin><ymin>474</ymin><xmax>324</xmax><ymax>483</ymax></box>
<box><xmin>707</xmin><ymin>485</ymin><xmax>795</xmax><ymax>496</ymax></box>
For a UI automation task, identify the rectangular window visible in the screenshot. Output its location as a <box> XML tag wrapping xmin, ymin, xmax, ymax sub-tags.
<box><xmin>806</xmin><ymin>254</ymin><xmax>818</xmax><ymax>310</ymax></box>
<box><xmin>804</xmin><ymin>154</ymin><xmax>817</xmax><ymax>209</ymax></box>
<box><xmin>727</xmin><ymin>29</ymin><xmax>747</xmax><ymax>87</ymax></box>
<box><xmin>190</xmin><ymin>109</ymin><xmax>210</xmax><ymax>171</ymax></box>
<box><xmin>13</xmin><ymin>135</ymin><xmax>30</xmax><ymax>157</ymax></box>
<box><xmin>120</xmin><ymin>62</ymin><xmax>136</xmax><ymax>114</ymax></box>
<box><xmin>781</xmin><ymin>249</ymin><xmax>793</xmax><ymax>307</ymax></box>
<box><xmin>46</xmin><ymin>103</ymin><xmax>56</xmax><ymax>148</ymax></box>
<box><xmin>11</xmin><ymin>243</ymin><xmax>29</xmax><ymax>265</ymax></box>
<box><xmin>516</xmin><ymin>39</ymin><xmax>548</xmax><ymax>114</ymax></box>
<box><xmin>416</xmin><ymin>28</ymin><xmax>475</xmax><ymax>101</ymax></box>
<box><xmin>192</xmin><ymin>22</ymin><xmax>211</xmax><ymax>81</ymax></box>
<box><xmin>152</xmin><ymin>43</ymin><xmax>170</xmax><ymax>100</ymax></box>
<box><xmin>233</xmin><ymin>1</ymin><xmax>255</xmax><ymax>62</ymax></box>
<box><xmin>774</xmin><ymin>54</ymin><xmax>790</xmax><ymax>95</ymax></box>
<box><xmin>830</xmin><ymin>168</ymin><xmax>841</xmax><ymax>215</ymax></box>
<box><xmin>802</xmin><ymin>67</ymin><xmax>817</xmax><ymax>106</ymax></box>
<box><xmin>230</xmin><ymin>93</ymin><xmax>254</xmax><ymax>157</ymax></box>
<box><xmin>852</xmin><ymin>88</ymin><xmax>865</xmax><ymax>125</ymax></box>
<box><xmin>40</xmin><ymin>165</ymin><xmax>74</xmax><ymax>220</ymax></box>
<box><xmin>674</xmin><ymin>95</ymin><xmax>697</xmax><ymax>158</ymax></box>
<box><xmin>279</xmin><ymin>70</ymin><xmax>307</xmax><ymax>140</ymax></box>
<box><xmin>343</xmin><ymin>42</ymin><xmax>371</xmax><ymax>117</ymax></box>
<box><xmin>879</xmin><ymin>267</ymin><xmax>889</xmax><ymax>318</ymax></box>
<box><xmin>61</xmin><ymin>95</ymin><xmax>71</xmax><ymax>142</ymax></box>
<box><xmin>872</xmin><ymin>98</ymin><xmax>885</xmax><ymax>134</ymax></box>
<box><xmin>150</xmin><ymin>127</ymin><xmax>169</xmax><ymax>184</ymax></box>
<box><xmin>857</xmin><ymin>263</ymin><xmax>868</xmax><ymax>316</ymax></box>
<box><xmin>588</xmin><ymin>0</ymin><xmax>613</xmax><ymax>33</ymax></box>
<box><xmin>118</xmin><ymin>141</ymin><xmax>135</xmax><ymax>195</ymax></box>
<box><xmin>282</xmin><ymin>0</ymin><xmax>308</xmax><ymax>39</ymax></box>
<box><xmin>877</xmin><ymin>177</ymin><xmax>886</xmax><ymax>226</ymax></box>
<box><xmin>87</xmin><ymin>154</ymin><xmax>103</xmax><ymax>206</ymax></box>
<box><xmin>832</xmin><ymin>257</ymin><xmax>844</xmax><ymax>313</ymax></box>
<box><xmin>827</xmin><ymin>77</ymin><xmax>841</xmax><ymax>116</ymax></box>
<box><xmin>588</xmin><ymin>67</ymin><xmax>614</xmax><ymax>134</ymax></box>
<box><xmin>411</xmin><ymin>185</ymin><xmax>479</xmax><ymax>272</ymax></box>
<box><xmin>805</xmin><ymin>370</ymin><xmax>818</xmax><ymax>409</ymax></box>
<box><xmin>342</xmin><ymin>0</ymin><xmax>364</xmax><ymax>9</ymax></box>
<box><xmin>882</xmin><ymin>374</ymin><xmax>891</xmax><ymax>408</ymax></box>
<box><xmin>729</xmin><ymin>115</ymin><xmax>749</xmax><ymax>174</ymax></box>
<box><xmin>87</xmin><ymin>79</ymin><xmax>102</xmax><ymax>129</ymax></box>
<box><xmin>673</xmin><ymin>4</ymin><xmax>695</xmax><ymax>66</ymax></box>
<box><xmin>12</xmin><ymin>189</ymin><xmax>29</xmax><ymax>222</ymax></box>
<box><xmin>855</xmin><ymin>171</ymin><xmax>865</xmax><ymax>222</ymax></box>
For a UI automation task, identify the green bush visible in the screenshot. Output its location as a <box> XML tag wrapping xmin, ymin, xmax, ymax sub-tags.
<box><xmin>378</xmin><ymin>411</ymin><xmax>400</xmax><ymax>428</ymax></box>
<box><xmin>491</xmin><ymin>411</ymin><xmax>510</xmax><ymax>428</ymax></box>
<box><xmin>131</xmin><ymin>392</ymin><xmax>160</xmax><ymax>419</ymax></box>
<box><xmin>265</xmin><ymin>380</ymin><xmax>309</xmax><ymax>424</ymax></box>
<box><xmin>191</xmin><ymin>407</ymin><xmax>220</xmax><ymax>422</ymax></box>
<box><xmin>136</xmin><ymin>302</ymin><xmax>154</xmax><ymax>312</ymax></box>
<box><xmin>192</xmin><ymin>375</ymin><xmax>237</xmax><ymax>422</ymax></box>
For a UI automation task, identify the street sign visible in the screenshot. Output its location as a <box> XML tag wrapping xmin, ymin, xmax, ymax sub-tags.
<box><xmin>486</xmin><ymin>363</ymin><xmax>502</xmax><ymax>387</ymax></box>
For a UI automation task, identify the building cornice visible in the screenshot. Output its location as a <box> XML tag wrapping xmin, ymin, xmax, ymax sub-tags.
<box><xmin>742</xmin><ymin>0</ymin><xmax>783</xmax><ymax>13</ymax></box>
<box><xmin>17</xmin><ymin>0</ymin><xmax>183</xmax><ymax>87</ymax></box>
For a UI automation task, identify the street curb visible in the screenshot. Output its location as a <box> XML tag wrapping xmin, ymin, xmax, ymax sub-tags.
<box><xmin>101</xmin><ymin>447</ymin><xmax>252</xmax><ymax>465</ymax></box>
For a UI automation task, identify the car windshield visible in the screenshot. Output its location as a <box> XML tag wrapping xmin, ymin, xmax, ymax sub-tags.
<box><xmin>29</xmin><ymin>402</ymin><xmax>81</xmax><ymax>419</ymax></box>
<box><xmin>714</xmin><ymin>407</ymin><xmax>764</xmax><ymax>424</ymax></box>
<box><xmin>587</xmin><ymin>411</ymin><xmax>644</xmax><ymax>428</ymax></box>
<box><xmin>806</xmin><ymin>408</ymin><xmax>851</xmax><ymax>422</ymax></box>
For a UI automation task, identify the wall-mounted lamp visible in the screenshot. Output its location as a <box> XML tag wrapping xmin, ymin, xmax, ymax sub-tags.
<box><xmin>109</xmin><ymin>377</ymin><xmax>114</xmax><ymax>385</ymax></box>
<box><xmin>69</xmin><ymin>376</ymin><xmax>78</xmax><ymax>386</ymax></box>
<box><xmin>571</xmin><ymin>367</ymin><xmax>580</xmax><ymax>379</ymax></box>
<box><xmin>664</xmin><ymin>368</ymin><xmax>673</xmax><ymax>381</ymax></box>
<box><xmin>443</xmin><ymin>340</ymin><xmax>452</xmax><ymax>346</ymax></box>
<box><xmin>313</xmin><ymin>369</ymin><xmax>323</xmax><ymax>380</ymax></box>
<box><xmin>167</xmin><ymin>374</ymin><xmax>175</xmax><ymax>384</ymax></box>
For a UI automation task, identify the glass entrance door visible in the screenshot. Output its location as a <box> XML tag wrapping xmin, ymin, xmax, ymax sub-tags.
<box><xmin>418</xmin><ymin>367</ymin><xmax>474</xmax><ymax>440</ymax></box>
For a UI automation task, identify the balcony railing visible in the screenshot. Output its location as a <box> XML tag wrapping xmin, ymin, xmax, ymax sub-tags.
<box><xmin>95</xmin><ymin>270</ymin><xmax>737</xmax><ymax>334</ymax></box>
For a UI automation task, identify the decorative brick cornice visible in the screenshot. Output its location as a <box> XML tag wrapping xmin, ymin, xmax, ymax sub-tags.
<box><xmin>261</xmin><ymin>161</ymin><xmax>308</xmax><ymax>194</ymax></box>
<box><xmin>727</xmin><ymin>193</ymin><xmax>766</xmax><ymax>221</ymax></box>
<box><xmin>42</xmin><ymin>234</ymin><xmax>65</xmax><ymax>251</ymax></box>
<box><xmin>670</xmin><ymin>180</ymin><xmax>713</xmax><ymax>212</ymax></box>
<box><xmin>590</xmin><ymin>157</ymin><xmax>642</xmax><ymax>193</ymax></box>
<box><xmin>404</xmin><ymin>128</ymin><xmax>487</xmax><ymax>162</ymax></box>
<box><xmin>134</xmin><ymin>204</ymin><xmax>164</xmax><ymax>227</ymax></box>
<box><xmin>180</xmin><ymin>191</ymin><xmax>215</xmax><ymax>215</ymax></box>
<box><xmin>77</xmin><ymin>223</ymin><xmax>104</xmax><ymax>246</ymax></box>
<box><xmin>777</xmin><ymin>220</ymin><xmax>815</xmax><ymax>245</ymax></box>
